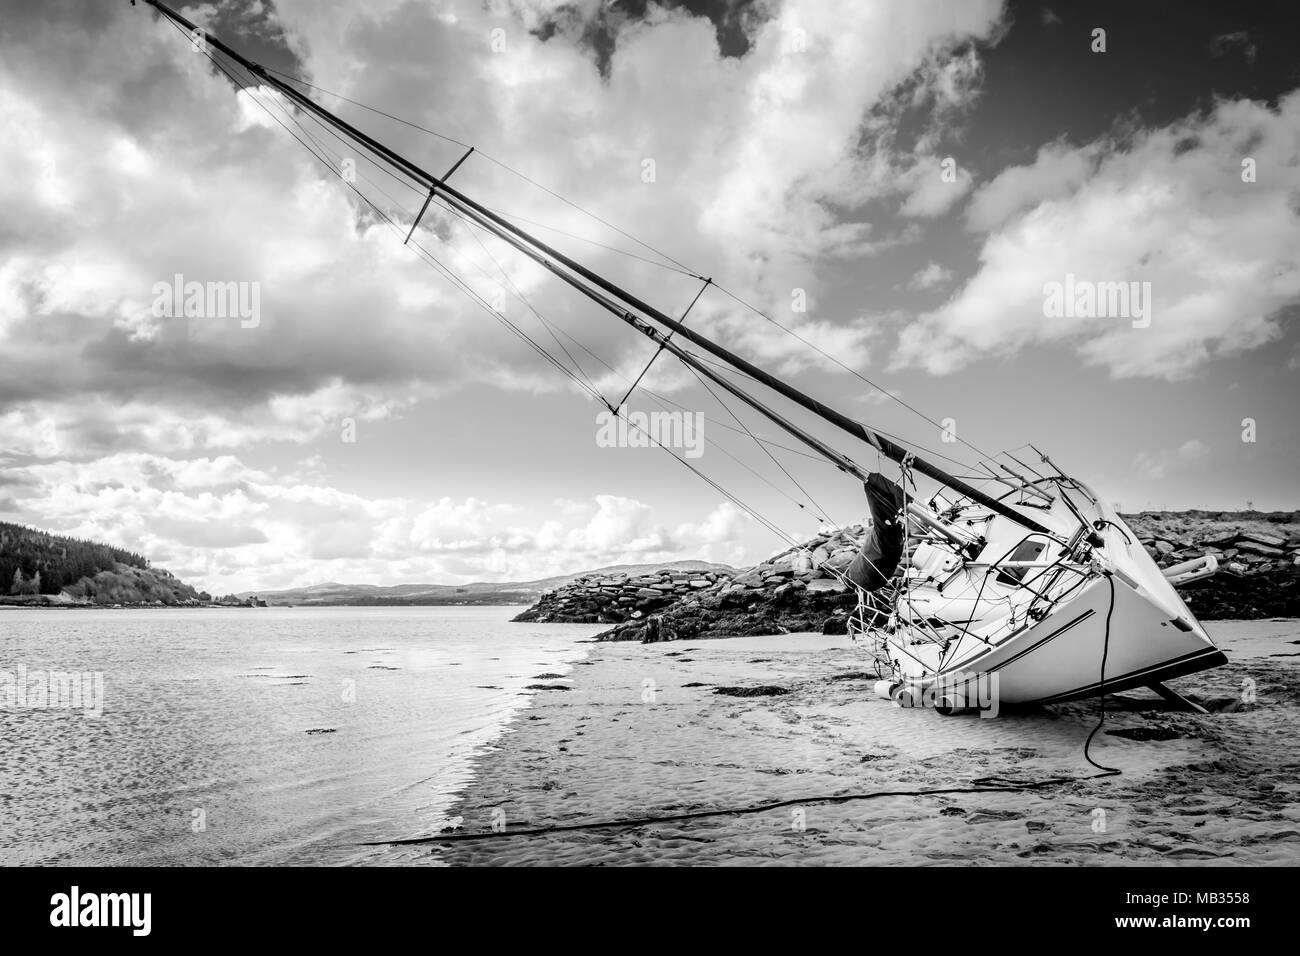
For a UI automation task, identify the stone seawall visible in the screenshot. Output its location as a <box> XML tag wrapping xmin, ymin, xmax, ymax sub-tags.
<box><xmin>1125</xmin><ymin>512</ymin><xmax>1300</xmax><ymax>620</ymax></box>
<box><xmin>594</xmin><ymin>526</ymin><xmax>869</xmax><ymax>642</ymax></box>
<box><xmin>512</xmin><ymin>567</ymin><xmax>731</xmax><ymax>624</ymax></box>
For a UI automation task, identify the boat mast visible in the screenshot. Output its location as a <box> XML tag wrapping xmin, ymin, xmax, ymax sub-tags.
<box><xmin>141</xmin><ymin>0</ymin><xmax>1079</xmax><ymax>544</ymax></box>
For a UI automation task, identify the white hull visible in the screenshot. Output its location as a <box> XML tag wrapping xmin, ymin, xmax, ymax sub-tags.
<box><xmin>868</xmin><ymin>484</ymin><xmax>1227</xmax><ymax>707</ymax></box>
<box><xmin>893</xmin><ymin>573</ymin><xmax>1225</xmax><ymax>706</ymax></box>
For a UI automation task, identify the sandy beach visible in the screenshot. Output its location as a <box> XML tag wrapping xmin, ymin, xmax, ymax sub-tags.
<box><xmin>395</xmin><ymin>620</ymin><xmax>1300</xmax><ymax>866</ymax></box>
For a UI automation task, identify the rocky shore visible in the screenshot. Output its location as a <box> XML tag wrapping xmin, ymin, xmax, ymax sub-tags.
<box><xmin>512</xmin><ymin>565</ymin><xmax>734</xmax><ymax>625</ymax></box>
<box><xmin>513</xmin><ymin>526</ymin><xmax>872</xmax><ymax>640</ymax></box>
<box><xmin>510</xmin><ymin>511</ymin><xmax>1300</xmax><ymax>641</ymax></box>
<box><xmin>1125</xmin><ymin>511</ymin><xmax>1300</xmax><ymax>620</ymax></box>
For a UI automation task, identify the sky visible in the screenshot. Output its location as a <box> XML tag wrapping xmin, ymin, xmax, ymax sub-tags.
<box><xmin>0</xmin><ymin>0</ymin><xmax>1297</xmax><ymax>593</ymax></box>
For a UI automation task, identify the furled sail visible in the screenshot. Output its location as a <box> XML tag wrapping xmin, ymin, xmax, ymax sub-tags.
<box><xmin>846</xmin><ymin>474</ymin><xmax>906</xmax><ymax>591</ymax></box>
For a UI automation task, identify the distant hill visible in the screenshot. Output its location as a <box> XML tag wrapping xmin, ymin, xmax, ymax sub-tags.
<box><xmin>242</xmin><ymin>560</ymin><xmax>737</xmax><ymax>607</ymax></box>
<box><xmin>0</xmin><ymin>521</ymin><xmax>203</xmax><ymax>606</ymax></box>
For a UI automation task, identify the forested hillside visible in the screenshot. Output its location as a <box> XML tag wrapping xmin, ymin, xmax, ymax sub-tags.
<box><xmin>0</xmin><ymin>521</ymin><xmax>202</xmax><ymax>605</ymax></box>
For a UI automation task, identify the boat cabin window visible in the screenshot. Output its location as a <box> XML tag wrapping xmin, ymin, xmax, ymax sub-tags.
<box><xmin>996</xmin><ymin>539</ymin><xmax>1047</xmax><ymax>586</ymax></box>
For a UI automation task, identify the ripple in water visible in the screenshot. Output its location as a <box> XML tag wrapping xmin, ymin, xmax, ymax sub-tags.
<box><xmin>0</xmin><ymin>605</ymin><xmax>601</xmax><ymax>865</ymax></box>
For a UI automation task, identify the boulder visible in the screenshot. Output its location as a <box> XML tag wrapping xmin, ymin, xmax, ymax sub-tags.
<box><xmin>1236</xmin><ymin>541</ymin><xmax>1285</xmax><ymax>558</ymax></box>
<box><xmin>825</xmin><ymin>549</ymin><xmax>856</xmax><ymax>571</ymax></box>
<box><xmin>821</xmin><ymin>614</ymin><xmax>848</xmax><ymax>635</ymax></box>
<box><xmin>807</xmin><ymin>578</ymin><xmax>848</xmax><ymax>593</ymax></box>
<box><xmin>773</xmin><ymin>580</ymin><xmax>806</xmax><ymax>599</ymax></box>
<box><xmin>1239</xmin><ymin>531</ymin><xmax>1286</xmax><ymax>549</ymax></box>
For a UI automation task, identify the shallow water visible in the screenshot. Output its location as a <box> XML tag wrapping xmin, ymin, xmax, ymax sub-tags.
<box><xmin>0</xmin><ymin>606</ymin><xmax>601</xmax><ymax>865</ymax></box>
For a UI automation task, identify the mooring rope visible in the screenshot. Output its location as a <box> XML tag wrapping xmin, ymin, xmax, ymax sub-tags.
<box><xmin>361</xmin><ymin>771</ymin><xmax>1121</xmax><ymax>846</ymax></box>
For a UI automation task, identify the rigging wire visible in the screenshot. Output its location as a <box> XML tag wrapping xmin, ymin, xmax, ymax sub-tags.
<box><xmin>681</xmin><ymin>358</ymin><xmax>836</xmax><ymax>526</ymax></box>
<box><xmin>542</xmin><ymin>322</ymin><xmax>844</xmax><ymax>468</ymax></box>
<box><xmin>685</xmin><ymin>349</ymin><xmax>987</xmax><ymax>476</ymax></box>
<box><xmin>709</xmin><ymin>282</ymin><xmax>999</xmax><ymax>465</ymax></box>
<box><xmin>473</xmin><ymin>202</ymin><xmax>702</xmax><ymax>277</ymax></box>
<box><xmin>255</xmin><ymin>66</ymin><xmax>879</xmax><ymax>513</ymax></box>
<box><xmin>258</xmin><ymin>64</ymin><xmax>699</xmax><ymax>276</ymax></box>
<box><xmin>219</xmin><ymin>47</ymin><xmax>609</xmax><ymax>405</ymax></box>
<box><xmin>250</xmin><ymin>77</ymin><xmax>852</xmax><ymax>538</ymax></box>
<box><xmin>237</xmin><ymin>61</ymin><xmax>937</xmax><ymax>568</ymax></box>
<box><xmin>207</xmin><ymin>44</ymin><xmax>603</xmax><ymax>405</ymax></box>
<box><xmin>517</xmin><ymin>317</ymin><xmax>873</xmax><ymax>527</ymax></box>
<box><xmin>435</xmin><ymin>194</ymin><xmax>601</xmax><ymax>397</ymax></box>
<box><xmin>178</xmin><ymin>18</ymin><xmax>1050</xmax><ymax>616</ymax></box>
<box><xmin>387</xmin><ymin>150</ymin><xmax>859</xmax><ymax>530</ymax></box>
<box><xmin>252</xmin><ymin>62</ymin><xmax>1000</xmax><ymax>466</ymax></box>
<box><xmin>193</xmin><ymin>37</ymin><xmax>837</xmax><ymax>557</ymax></box>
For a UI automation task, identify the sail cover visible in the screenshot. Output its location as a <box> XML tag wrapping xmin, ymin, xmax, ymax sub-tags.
<box><xmin>846</xmin><ymin>473</ymin><xmax>907</xmax><ymax>591</ymax></box>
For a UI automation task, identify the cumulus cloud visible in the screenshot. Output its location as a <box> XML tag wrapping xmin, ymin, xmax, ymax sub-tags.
<box><xmin>1134</xmin><ymin>438</ymin><xmax>1210</xmax><ymax>481</ymax></box>
<box><xmin>907</xmin><ymin>262</ymin><xmax>955</xmax><ymax>291</ymax></box>
<box><xmin>894</xmin><ymin>93</ymin><xmax>1300</xmax><ymax>379</ymax></box>
<box><xmin>0</xmin><ymin>0</ymin><xmax>1005</xmax><ymax>449</ymax></box>
<box><xmin>963</xmin><ymin>140</ymin><xmax>1102</xmax><ymax>233</ymax></box>
<box><xmin>0</xmin><ymin>451</ymin><xmax>761</xmax><ymax>591</ymax></box>
<box><xmin>898</xmin><ymin>160</ymin><xmax>974</xmax><ymax>218</ymax></box>
<box><xmin>675</xmin><ymin>501</ymin><xmax>754</xmax><ymax>566</ymax></box>
<box><xmin>1209</xmin><ymin>31</ymin><xmax>1257</xmax><ymax>63</ymax></box>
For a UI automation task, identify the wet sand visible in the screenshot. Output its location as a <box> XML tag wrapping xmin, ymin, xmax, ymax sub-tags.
<box><xmin>405</xmin><ymin>620</ymin><xmax>1300</xmax><ymax>866</ymax></box>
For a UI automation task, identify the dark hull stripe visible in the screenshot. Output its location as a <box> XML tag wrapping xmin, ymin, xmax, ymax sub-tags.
<box><xmin>925</xmin><ymin>597</ymin><xmax>1227</xmax><ymax>704</ymax></box>
<box><xmin>1034</xmin><ymin>647</ymin><xmax>1229</xmax><ymax>704</ymax></box>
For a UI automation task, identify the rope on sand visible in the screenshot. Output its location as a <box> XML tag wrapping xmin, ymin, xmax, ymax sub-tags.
<box><xmin>360</xmin><ymin>772</ymin><xmax>1119</xmax><ymax>846</ymax></box>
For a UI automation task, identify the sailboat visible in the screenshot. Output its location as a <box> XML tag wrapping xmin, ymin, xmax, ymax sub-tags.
<box><xmin>136</xmin><ymin>0</ymin><xmax>1228</xmax><ymax>712</ymax></box>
